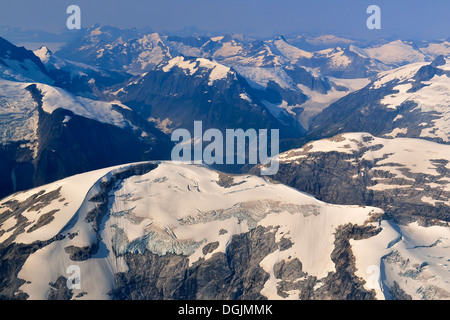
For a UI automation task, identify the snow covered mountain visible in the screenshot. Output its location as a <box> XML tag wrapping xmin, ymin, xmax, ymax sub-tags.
<box><xmin>0</xmin><ymin>37</ymin><xmax>52</xmax><ymax>84</ymax></box>
<box><xmin>254</xmin><ymin>132</ymin><xmax>450</xmax><ymax>224</ymax></box>
<box><xmin>308</xmin><ymin>56</ymin><xmax>450</xmax><ymax>145</ymax></box>
<box><xmin>57</xmin><ymin>28</ymin><xmax>434</xmax><ymax>133</ymax></box>
<box><xmin>362</xmin><ymin>40</ymin><xmax>427</xmax><ymax>67</ymax></box>
<box><xmin>1</xmin><ymin>161</ymin><xmax>447</xmax><ymax>300</ymax></box>
<box><xmin>115</xmin><ymin>56</ymin><xmax>305</xmax><ymax>138</ymax></box>
<box><xmin>33</xmin><ymin>46</ymin><xmax>131</xmax><ymax>98</ymax></box>
<box><xmin>56</xmin><ymin>25</ymin><xmax>171</xmax><ymax>75</ymax></box>
<box><xmin>284</xmin><ymin>34</ymin><xmax>357</xmax><ymax>51</ymax></box>
<box><xmin>0</xmin><ymin>75</ymin><xmax>172</xmax><ymax>199</ymax></box>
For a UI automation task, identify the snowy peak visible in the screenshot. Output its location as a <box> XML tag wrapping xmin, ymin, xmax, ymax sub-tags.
<box><xmin>33</xmin><ymin>46</ymin><xmax>53</xmax><ymax>64</ymax></box>
<box><xmin>161</xmin><ymin>56</ymin><xmax>232</xmax><ymax>85</ymax></box>
<box><xmin>85</xmin><ymin>24</ymin><xmax>139</xmax><ymax>44</ymax></box>
<box><xmin>268</xmin><ymin>36</ymin><xmax>314</xmax><ymax>62</ymax></box>
<box><xmin>419</xmin><ymin>41</ymin><xmax>450</xmax><ymax>59</ymax></box>
<box><xmin>0</xmin><ymin>37</ymin><xmax>52</xmax><ymax>84</ymax></box>
<box><xmin>363</xmin><ymin>40</ymin><xmax>427</xmax><ymax>66</ymax></box>
<box><xmin>284</xmin><ymin>34</ymin><xmax>355</xmax><ymax>51</ymax></box>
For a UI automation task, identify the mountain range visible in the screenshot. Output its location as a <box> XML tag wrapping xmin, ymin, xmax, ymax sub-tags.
<box><xmin>0</xmin><ymin>24</ymin><xmax>448</xmax><ymax>300</ymax></box>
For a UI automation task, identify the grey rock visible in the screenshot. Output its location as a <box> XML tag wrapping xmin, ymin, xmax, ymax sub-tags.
<box><xmin>47</xmin><ymin>276</ymin><xmax>73</xmax><ymax>300</ymax></box>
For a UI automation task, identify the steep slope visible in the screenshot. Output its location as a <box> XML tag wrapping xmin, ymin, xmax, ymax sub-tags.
<box><xmin>308</xmin><ymin>56</ymin><xmax>450</xmax><ymax>144</ymax></box>
<box><xmin>115</xmin><ymin>56</ymin><xmax>305</xmax><ymax>138</ymax></box>
<box><xmin>0</xmin><ymin>37</ymin><xmax>52</xmax><ymax>84</ymax></box>
<box><xmin>0</xmin><ymin>78</ymin><xmax>172</xmax><ymax>199</ymax></box>
<box><xmin>2</xmin><ymin>161</ymin><xmax>446</xmax><ymax>300</ymax></box>
<box><xmin>252</xmin><ymin>132</ymin><xmax>450</xmax><ymax>224</ymax></box>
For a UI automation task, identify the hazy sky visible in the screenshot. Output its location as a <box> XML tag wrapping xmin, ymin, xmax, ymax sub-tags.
<box><xmin>0</xmin><ymin>0</ymin><xmax>449</xmax><ymax>39</ymax></box>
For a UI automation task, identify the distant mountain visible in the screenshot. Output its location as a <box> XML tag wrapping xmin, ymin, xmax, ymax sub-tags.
<box><xmin>115</xmin><ymin>56</ymin><xmax>306</xmax><ymax>138</ymax></box>
<box><xmin>419</xmin><ymin>40</ymin><xmax>450</xmax><ymax>59</ymax></box>
<box><xmin>308</xmin><ymin>56</ymin><xmax>450</xmax><ymax>145</ymax></box>
<box><xmin>34</xmin><ymin>46</ymin><xmax>131</xmax><ymax>98</ymax></box>
<box><xmin>362</xmin><ymin>40</ymin><xmax>427</xmax><ymax>67</ymax></box>
<box><xmin>284</xmin><ymin>34</ymin><xmax>357</xmax><ymax>51</ymax></box>
<box><xmin>56</xmin><ymin>25</ymin><xmax>170</xmax><ymax>74</ymax></box>
<box><xmin>0</xmin><ymin>26</ymin><xmax>80</xmax><ymax>44</ymax></box>
<box><xmin>57</xmin><ymin>27</ymin><xmax>450</xmax><ymax>134</ymax></box>
<box><xmin>0</xmin><ymin>37</ymin><xmax>52</xmax><ymax>84</ymax></box>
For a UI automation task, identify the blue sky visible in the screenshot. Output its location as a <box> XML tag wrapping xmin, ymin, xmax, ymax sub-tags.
<box><xmin>0</xmin><ymin>0</ymin><xmax>448</xmax><ymax>39</ymax></box>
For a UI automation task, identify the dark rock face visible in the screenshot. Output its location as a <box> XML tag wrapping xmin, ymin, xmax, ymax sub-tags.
<box><xmin>117</xmin><ymin>60</ymin><xmax>305</xmax><ymax>139</ymax></box>
<box><xmin>285</xmin><ymin>66</ymin><xmax>332</xmax><ymax>94</ymax></box>
<box><xmin>388</xmin><ymin>281</ymin><xmax>413</xmax><ymax>300</ymax></box>
<box><xmin>430</xmin><ymin>55</ymin><xmax>447</xmax><ymax>68</ymax></box>
<box><xmin>111</xmin><ymin>223</ymin><xmax>377</xmax><ymax>300</ymax></box>
<box><xmin>0</xmin><ymin>234</ymin><xmax>65</xmax><ymax>300</ymax></box>
<box><xmin>0</xmin><ymin>37</ymin><xmax>49</xmax><ymax>79</ymax></box>
<box><xmin>249</xmin><ymin>145</ymin><xmax>449</xmax><ymax>225</ymax></box>
<box><xmin>111</xmin><ymin>226</ymin><xmax>276</xmax><ymax>300</ymax></box>
<box><xmin>30</xmin><ymin>85</ymin><xmax>172</xmax><ymax>187</ymax></box>
<box><xmin>313</xmin><ymin>224</ymin><xmax>379</xmax><ymax>300</ymax></box>
<box><xmin>64</xmin><ymin>243</ymin><xmax>99</xmax><ymax>262</ymax></box>
<box><xmin>274</xmin><ymin>224</ymin><xmax>379</xmax><ymax>300</ymax></box>
<box><xmin>274</xmin><ymin>259</ymin><xmax>305</xmax><ymax>281</ymax></box>
<box><xmin>202</xmin><ymin>242</ymin><xmax>219</xmax><ymax>255</ymax></box>
<box><xmin>47</xmin><ymin>276</ymin><xmax>73</xmax><ymax>300</ymax></box>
